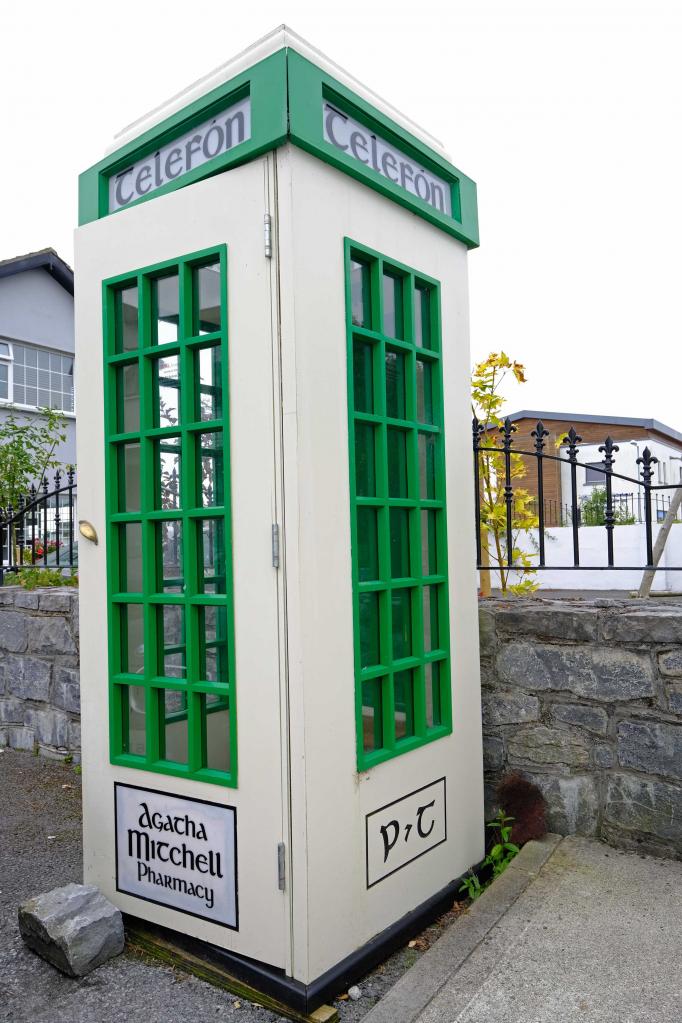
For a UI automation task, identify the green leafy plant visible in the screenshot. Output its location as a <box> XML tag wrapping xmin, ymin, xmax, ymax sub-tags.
<box><xmin>11</xmin><ymin>567</ymin><xmax>78</xmax><ymax>589</ymax></box>
<box><xmin>0</xmin><ymin>407</ymin><xmax>66</xmax><ymax>509</ymax></box>
<box><xmin>580</xmin><ymin>487</ymin><xmax>636</xmax><ymax>526</ymax></box>
<box><xmin>472</xmin><ymin>353</ymin><xmax>539</xmax><ymax>595</ymax></box>
<box><xmin>459</xmin><ymin>810</ymin><xmax>520</xmax><ymax>900</ymax></box>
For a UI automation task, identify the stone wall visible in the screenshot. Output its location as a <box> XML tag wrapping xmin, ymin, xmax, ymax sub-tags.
<box><xmin>480</xmin><ymin>598</ymin><xmax>682</xmax><ymax>859</ymax></box>
<box><xmin>0</xmin><ymin>587</ymin><xmax>80</xmax><ymax>759</ymax></box>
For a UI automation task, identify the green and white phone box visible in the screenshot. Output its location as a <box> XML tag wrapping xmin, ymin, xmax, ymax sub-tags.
<box><xmin>75</xmin><ymin>26</ymin><xmax>484</xmax><ymax>1015</ymax></box>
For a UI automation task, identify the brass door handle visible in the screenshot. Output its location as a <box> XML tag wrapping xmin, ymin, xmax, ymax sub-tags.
<box><xmin>78</xmin><ymin>520</ymin><xmax>99</xmax><ymax>545</ymax></box>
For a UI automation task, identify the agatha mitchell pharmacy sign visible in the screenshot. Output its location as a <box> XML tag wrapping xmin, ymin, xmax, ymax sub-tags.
<box><xmin>323</xmin><ymin>102</ymin><xmax>451</xmax><ymax>216</ymax></box>
<box><xmin>109</xmin><ymin>97</ymin><xmax>251</xmax><ymax>211</ymax></box>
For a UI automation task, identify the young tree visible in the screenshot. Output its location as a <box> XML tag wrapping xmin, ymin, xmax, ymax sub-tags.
<box><xmin>472</xmin><ymin>353</ymin><xmax>539</xmax><ymax>595</ymax></box>
<box><xmin>0</xmin><ymin>407</ymin><xmax>67</xmax><ymax>509</ymax></box>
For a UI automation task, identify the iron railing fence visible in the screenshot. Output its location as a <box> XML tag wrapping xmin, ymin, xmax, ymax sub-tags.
<box><xmin>0</xmin><ymin>468</ymin><xmax>77</xmax><ymax>584</ymax></box>
<box><xmin>474</xmin><ymin>419</ymin><xmax>682</xmax><ymax>572</ymax></box>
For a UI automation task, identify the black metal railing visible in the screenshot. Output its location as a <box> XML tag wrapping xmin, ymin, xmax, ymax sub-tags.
<box><xmin>474</xmin><ymin>419</ymin><xmax>682</xmax><ymax>572</ymax></box>
<box><xmin>0</xmin><ymin>468</ymin><xmax>77</xmax><ymax>584</ymax></box>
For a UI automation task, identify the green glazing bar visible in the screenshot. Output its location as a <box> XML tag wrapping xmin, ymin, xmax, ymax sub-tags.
<box><xmin>345</xmin><ymin>239</ymin><xmax>452</xmax><ymax>772</ymax></box>
<box><xmin>102</xmin><ymin>246</ymin><xmax>236</xmax><ymax>787</ymax></box>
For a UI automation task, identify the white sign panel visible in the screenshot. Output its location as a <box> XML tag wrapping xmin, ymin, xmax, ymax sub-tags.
<box><xmin>115</xmin><ymin>783</ymin><xmax>238</xmax><ymax>929</ymax></box>
<box><xmin>323</xmin><ymin>102</ymin><xmax>452</xmax><ymax>216</ymax></box>
<box><xmin>366</xmin><ymin>778</ymin><xmax>447</xmax><ymax>888</ymax></box>
<box><xmin>109</xmin><ymin>97</ymin><xmax>251</xmax><ymax>212</ymax></box>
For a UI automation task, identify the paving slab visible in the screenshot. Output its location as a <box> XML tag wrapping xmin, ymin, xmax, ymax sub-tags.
<box><xmin>389</xmin><ymin>835</ymin><xmax>682</xmax><ymax>1023</ymax></box>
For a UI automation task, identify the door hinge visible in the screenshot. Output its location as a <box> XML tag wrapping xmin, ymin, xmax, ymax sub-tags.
<box><xmin>264</xmin><ymin>213</ymin><xmax>272</xmax><ymax>258</ymax></box>
<box><xmin>277</xmin><ymin>842</ymin><xmax>286</xmax><ymax>891</ymax></box>
<box><xmin>271</xmin><ymin>523</ymin><xmax>280</xmax><ymax>568</ymax></box>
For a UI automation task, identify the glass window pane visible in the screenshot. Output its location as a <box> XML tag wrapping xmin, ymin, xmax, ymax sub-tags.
<box><xmin>357</xmin><ymin>505</ymin><xmax>379</xmax><ymax>582</ymax></box>
<box><xmin>155</xmin><ymin>355</ymin><xmax>181</xmax><ymax>427</ymax></box>
<box><xmin>414</xmin><ymin>285</ymin><xmax>431</xmax><ymax>349</ymax></box>
<box><xmin>351</xmin><ymin>259</ymin><xmax>371</xmax><ymax>328</ymax></box>
<box><xmin>394</xmin><ymin>669</ymin><xmax>415</xmax><ymax>740</ymax></box>
<box><xmin>38</xmin><ymin>350</ymin><xmax>49</xmax><ymax>370</ymax></box>
<box><xmin>387</xmin><ymin>428</ymin><xmax>408</xmax><ymax>498</ymax></box>
<box><xmin>120</xmin><ymin>523</ymin><xmax>142</xmax><ymax>592</ymax></box>
<box><xmin>390</xmin><ymin>508</ymin><xmax>410</xmax><ymax>578</ymax></box>
<box><xmin>0</xmin><ymin>364</ymin><xmax>7</xmax><ymax>399</ymax></box>
<box><xmin>423</xmin><ymin>585</ymin><xmax>440</xmax><ymax>651</ymax></box>
<box><xmin>123</xmin><ymin>684</ymin><xmax>146</xmax><ymax>755</ymax></box>
<box><xmin>116</xmin><ymin>286</ymin><xmax>138</xmax><ymax>352</ymax></box>
<box><xmin>122</xmin><ymin>604</ymin><xmax>144</xmax><ymax>674</ymax></box>
<box><xmin>156</xmin><ymin>520</ymin><xmax>183</xmax><ymax>592</ymax></box>
<box><xmin>199</xmin><ymin>432</ymin><xmax>224</xmax><ymax>507</ymax></box>
<box><xmin>162</xmin><ymin>688</ymin><xmax>188</xmax><ymax>764</ymax></box>
<box><xmin>196</xmin><ymin>345</ymin><xmax>222</xmax><ymax>421</ymax></box>
<box><xmin>359</xmin><ymin>591</ymin><xmax>380</xmax><ymax>668</ymax></box>
<box><xmin>0</xmin><ymin>341</ymin><xmax>9</xmax><ymax>356</ymax></box>
<box><xmin>159</xmin><ymin>605</ymin><xmax>186</xmax><ymax>679</ymax></box>
<box><xmin>421</xmin><ymin>510</ymin><xmax>438</xmax><ymax>576</ymax></box>
<box><xmin>198</xmin><ymin>518</ymin><xmax>226</xmax><ymax>594</ymax></box>
<box><xmin>119</xmin><ymin>364</ymin><xmax>140</xmax><ymax>433</ymax></box>
<box><xmin>382</xmin><ymin>273</ymin><xmax>403</xmax><ymax>339</ymax></box>
<box><xmin>120</xmin><ymin>442</ymin><xmax>141</xmax><ymax>512</ymax></box>
<box><xmin>419</xmin><ymin>432</ymin><xmax>436</xmax><ymax>499</ymax></box>
<box><xmin>200</xmin><ymin>606</ymin><xmax>228</xmax><ymax>683</ymax></box>
<box><xmin>355</xmin><ymin>423</ymin><xmax>376</xmax><ymax>497</ymax></box>
<box><xmin>425</xmin><ymin>661</ymin><xmax>442</xmax><ymax>728</ymax></box>
<box><xmin>362</xmin><ymin>678</ymin><xmax>384</xmax><ymax>753</ymax></box>
<box><xmin>385</xmin><ymin>349</ymin><xmax>406</xmax><ymax>419</ymax></box>
<box><xmin>156</xmin><ymin>437</ymin><xmax>181</xmax><ymax>510</ymax></box>
<box><xmin>25</xmin><ymin>348</ymin><xmax>37</xmax><ymax>367</ymax></box>
<box><xmin>392</xmin><ymin>588</ymin><xmax>412</xmax><ymax>660</ymax></box>
<box><xmin>416</xmin><ymin>359</ymin><xmax>434</xmax><ymax>425</ymax></box>
<box><xmin>353</xmin><ymin>340</ymin><xmax>374</xmax><ymax>413</ymax></box>
<box><xmin>153</xmin><ymin>274</ymin><xmax>179</xmax><ymax>344</ymax></box>
<box><xmin>204</xmin><ymin>695</ymin><xmax>231</xmax><ymax>772</ymax></box>
<box><xmin>193</xmin><ymin>260</ymin><xmax>221</xmax><ymax>334</ymax></box>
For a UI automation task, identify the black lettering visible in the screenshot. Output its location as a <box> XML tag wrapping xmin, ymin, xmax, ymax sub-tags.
<box><xmin>203</xmin><ymin>123</ymin><xmax>224</xmax><ymax>159</ymax></box>
<box><xmin>381</xmin><ymin>151</ymin><xmax>399</xmax><ymax>182</ymax></box>
<box><xmin>399</xmin><ymin>161</ymin><xmax>414</xmax><ymax>191</ymax></box>
<box><xmin>114</xmin><ymin>171</ymin><xmax>134</xmax><ymax>208</ymax></box>
<box><xmin>135</xmin><ymin>164</ymin><xmax>153</xmax><ymax>196</ymax></box>
<box><xmin>380</xmin><ymin>820</ymin><xmax>400</xmax><ymax>863</ymax></box>
<box><xmin>369</xmin><ymin>134</ymin><xmax>380</xmax><ymax>172</ymax></box>
<box><xmin>430</xmin><ymin>182</ymin><xmax>446</xmax><ymax>213</ymax></box>
<box><xmin>156</xmin><ymin>841</ymin><xmax>169</xmax><ymax>862</ymax></box>
<box><xmin>154</xmin><ymin>151</ymin><xmax>162</xmax><ymax>188</ymax></box>
<box><xmin>224</xmin><ymin>111</ymin><xmax>245</xmax><ymax>149</ymax></box>
<box><xmin>416</xmin><ymin>800</ymin><xmax>436</xmax><ymax>839</ymax></box>
<box><xmin>165</xmin><ymin>147</ymin><xmax>183</xmax><ymax>180</ymax></box>
<box><xmin>195</xmin><ymin>852</ymin><xmax>209</xmax><ymax>874</ymax></box>
<box><xmin>185</xmin><ymin>134</ymin><xmax>202</xmax><ymax>170</ymax></box>
<box><xmin>414</xmin><ymin>173</ymin><xmax>430</xmax><ymax>201</ymax></box>
<box><xmin>128</xmin><ymin>828</ymin><xmax>150</xmax><ymax>860</ymax></box>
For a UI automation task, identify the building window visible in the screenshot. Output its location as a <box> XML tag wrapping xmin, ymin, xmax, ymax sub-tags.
<box><xmin>585</xmin><ymin>462</ymin><xmax>605</xmax><ymax>485</ymax></box>
<box><xmin>345</xmin><ymin>240</ymin><xmax>452</xmax><ymax>771</ymax></box>
<box><xmin>103</xmin><ymin>246</ymin><xmax>236</xmax><ymax>787</ymax></box>
<box><xmin>0</xmin><ymin>337</ymin><xmax>74</xmax><ymax>413</ymax></box>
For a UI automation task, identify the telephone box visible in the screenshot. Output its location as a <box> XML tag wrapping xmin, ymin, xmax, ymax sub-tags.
<box><xmin>75</xmin><ymin>27</ymin><xmax>484</xmax><ymax>1015</ymax></box>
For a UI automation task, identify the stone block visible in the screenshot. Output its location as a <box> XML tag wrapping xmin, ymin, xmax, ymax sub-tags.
<box><xmin>68</xmin><ymin>720</ymin><xmax>81</xmax><ymax>750</ymax></box>
<box><xmin>0</xmin><ymin>727</ymin><xmax>7</xmax><ymax>746</ymax></box>
<box><xmin>28</xmin><ymin>616</ymin><xmax>77</xmax><ymax>656</ymax></box>
<box><xmin>592</xmin><ymin>744</ymin><xmax>615</xmax><ymax>769</ymax></box>
<box><xmin>496</xmin><ymin>642</ymin><xmax>655</xmax><ymax>701</ymax></box>
<box><xmin>508</xmin><ymin>725</ymin><xmax>591</xmax><ymax>769</ymax></box>
<box><xmin>482</xmin><ymin>690</ymin><xmax>539</xmax><ymax>727</ymax></box>
<box><xmin>494</xmin><ymin>604</ymin><xmax>598</xmax><ymax>643</ymax></box>
<box><xmin>38</xmin><ymin>591</ymin><xmax>73</xmax><ymax>613</ymax></box>
<box><xmin>601</xmin><ymin>610</ymin><xmax>682</xmax><ymax>645</ymax></box>
<box><xmin>13</xmin><ymin>592</ymin><xmax>40</xmax><ymax>610</ymax></box>
<box><xmin>658</xmin><ymin>649</ymin><xmax>682</xmax><ymax>677</ymax></box>
<box><xmin>617</xmin><ymin>720</ymin><xmax>682</xmax><ymax>782</ymax></box>
<box><xmin>53</xmin><ymin>666</ymin><xmax>80</xmax><ymax>714</ymax></box>
<box><xmin>668</xmin><ymin>686</ymin><xmax>682</xmax><ymax>715</ymax></box>
<box><xmin>524</xmin><ymin>773</ymin><xmax>599</xmax><ymax>836</ymax></box>
<box><xmin>0</xmin><ymin>610</ymin><xmax>28</xmax><ymax>653</ymax></box>
<box><xmin>18</xmin><ymin>883</ymin><xmax>124</xmax><ymax>977</ymax></box>
<box><xmin>0</xmin><ymin>588</ymin><xmax>16</xmax><ymax>605</ymax></box>
<box><xmin>550</xmin><ymin>702</ymin><xmax>608</xmax><ymax>735</ymax></box>
<box><xmin>9</xmin><ymin>725</ymin><xmax>35</xmax><ymax>750</ymax></box>
<box><xmin>7</xmin><ymin>655</ymin><xmax>51</xmax><ymax>702</ymax></box>
<box><xmin>24</xmin><ymin>707</ymin><xmax>69</xmax><ymax>749</ymax></box>
<box><xmin>604</xmin><ymin>773</ymin><xmax>682</xmax><ymax>849</ymax></box>
<box><xmin>0</xmin><ymin>697</ymin><xmax>25</xmax><ymax>724</ymax></box>
<box><xmin>478</xmin><ymin>608</ymin><xmax>497</xmax><ymax>657</ymax></box>
<box><xmin>482</xmin><ymin>734</ymin><xmax>505</xmax><ymax>772</ymax></box>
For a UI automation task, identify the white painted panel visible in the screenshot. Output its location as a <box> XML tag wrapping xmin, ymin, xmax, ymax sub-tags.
<box><xmin>75</xmin><ymin>158</ymin><xmax>289</xmax><ymax>968</ymax></box>
<box><xmin>276</xmin><ymin>144</ymin><xmax>484</xmax><ymax>983</ymax></box>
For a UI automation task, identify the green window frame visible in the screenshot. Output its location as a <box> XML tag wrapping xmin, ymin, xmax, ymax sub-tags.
<box><xmin>103</xmin><ymin>245</ymin><xmax>237</xmax><ymax>787</ymax></box>
<box><xmin>345</xmin><ymin>239</ymin><xmax>452</xmax><ymax>771</ymax></box>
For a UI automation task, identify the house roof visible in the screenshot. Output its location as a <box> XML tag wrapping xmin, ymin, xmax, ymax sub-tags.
<box><xmin>505</xmin><ymin>410</ymin><xmax>682</xmax><ymax>447</ymax></box>
<box><xmin>0</xmin><ymin>249</ymin><xmax>74</xmax><ymax>296</ymax></box>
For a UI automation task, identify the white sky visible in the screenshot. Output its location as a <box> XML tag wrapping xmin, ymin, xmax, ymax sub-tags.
<box><xmin>2</xmin><ymin>0</ymin><xmax>681</xmax><ymax>428</ymax></box>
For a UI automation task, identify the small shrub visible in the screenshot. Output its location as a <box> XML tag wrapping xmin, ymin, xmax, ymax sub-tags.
<box><xmin>459</xmin><ymin>809</ymin><xmax>520</xmax><ymax>900</ymax></box>
<box><xmin>496</xmin><ymin>773</ymin><xmax>547</xmax><ymax>846</ymax></box>
<box><xmin>11</xmin><ymin>567</ymin><xmax>78</xmax><ymax>590</ymax></box>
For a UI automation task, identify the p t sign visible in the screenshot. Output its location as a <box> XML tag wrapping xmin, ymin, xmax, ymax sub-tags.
<box><xmin>365</xmin><ymin>778</ymin><xmax>446</xmax><ymax>888</ymax></box>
